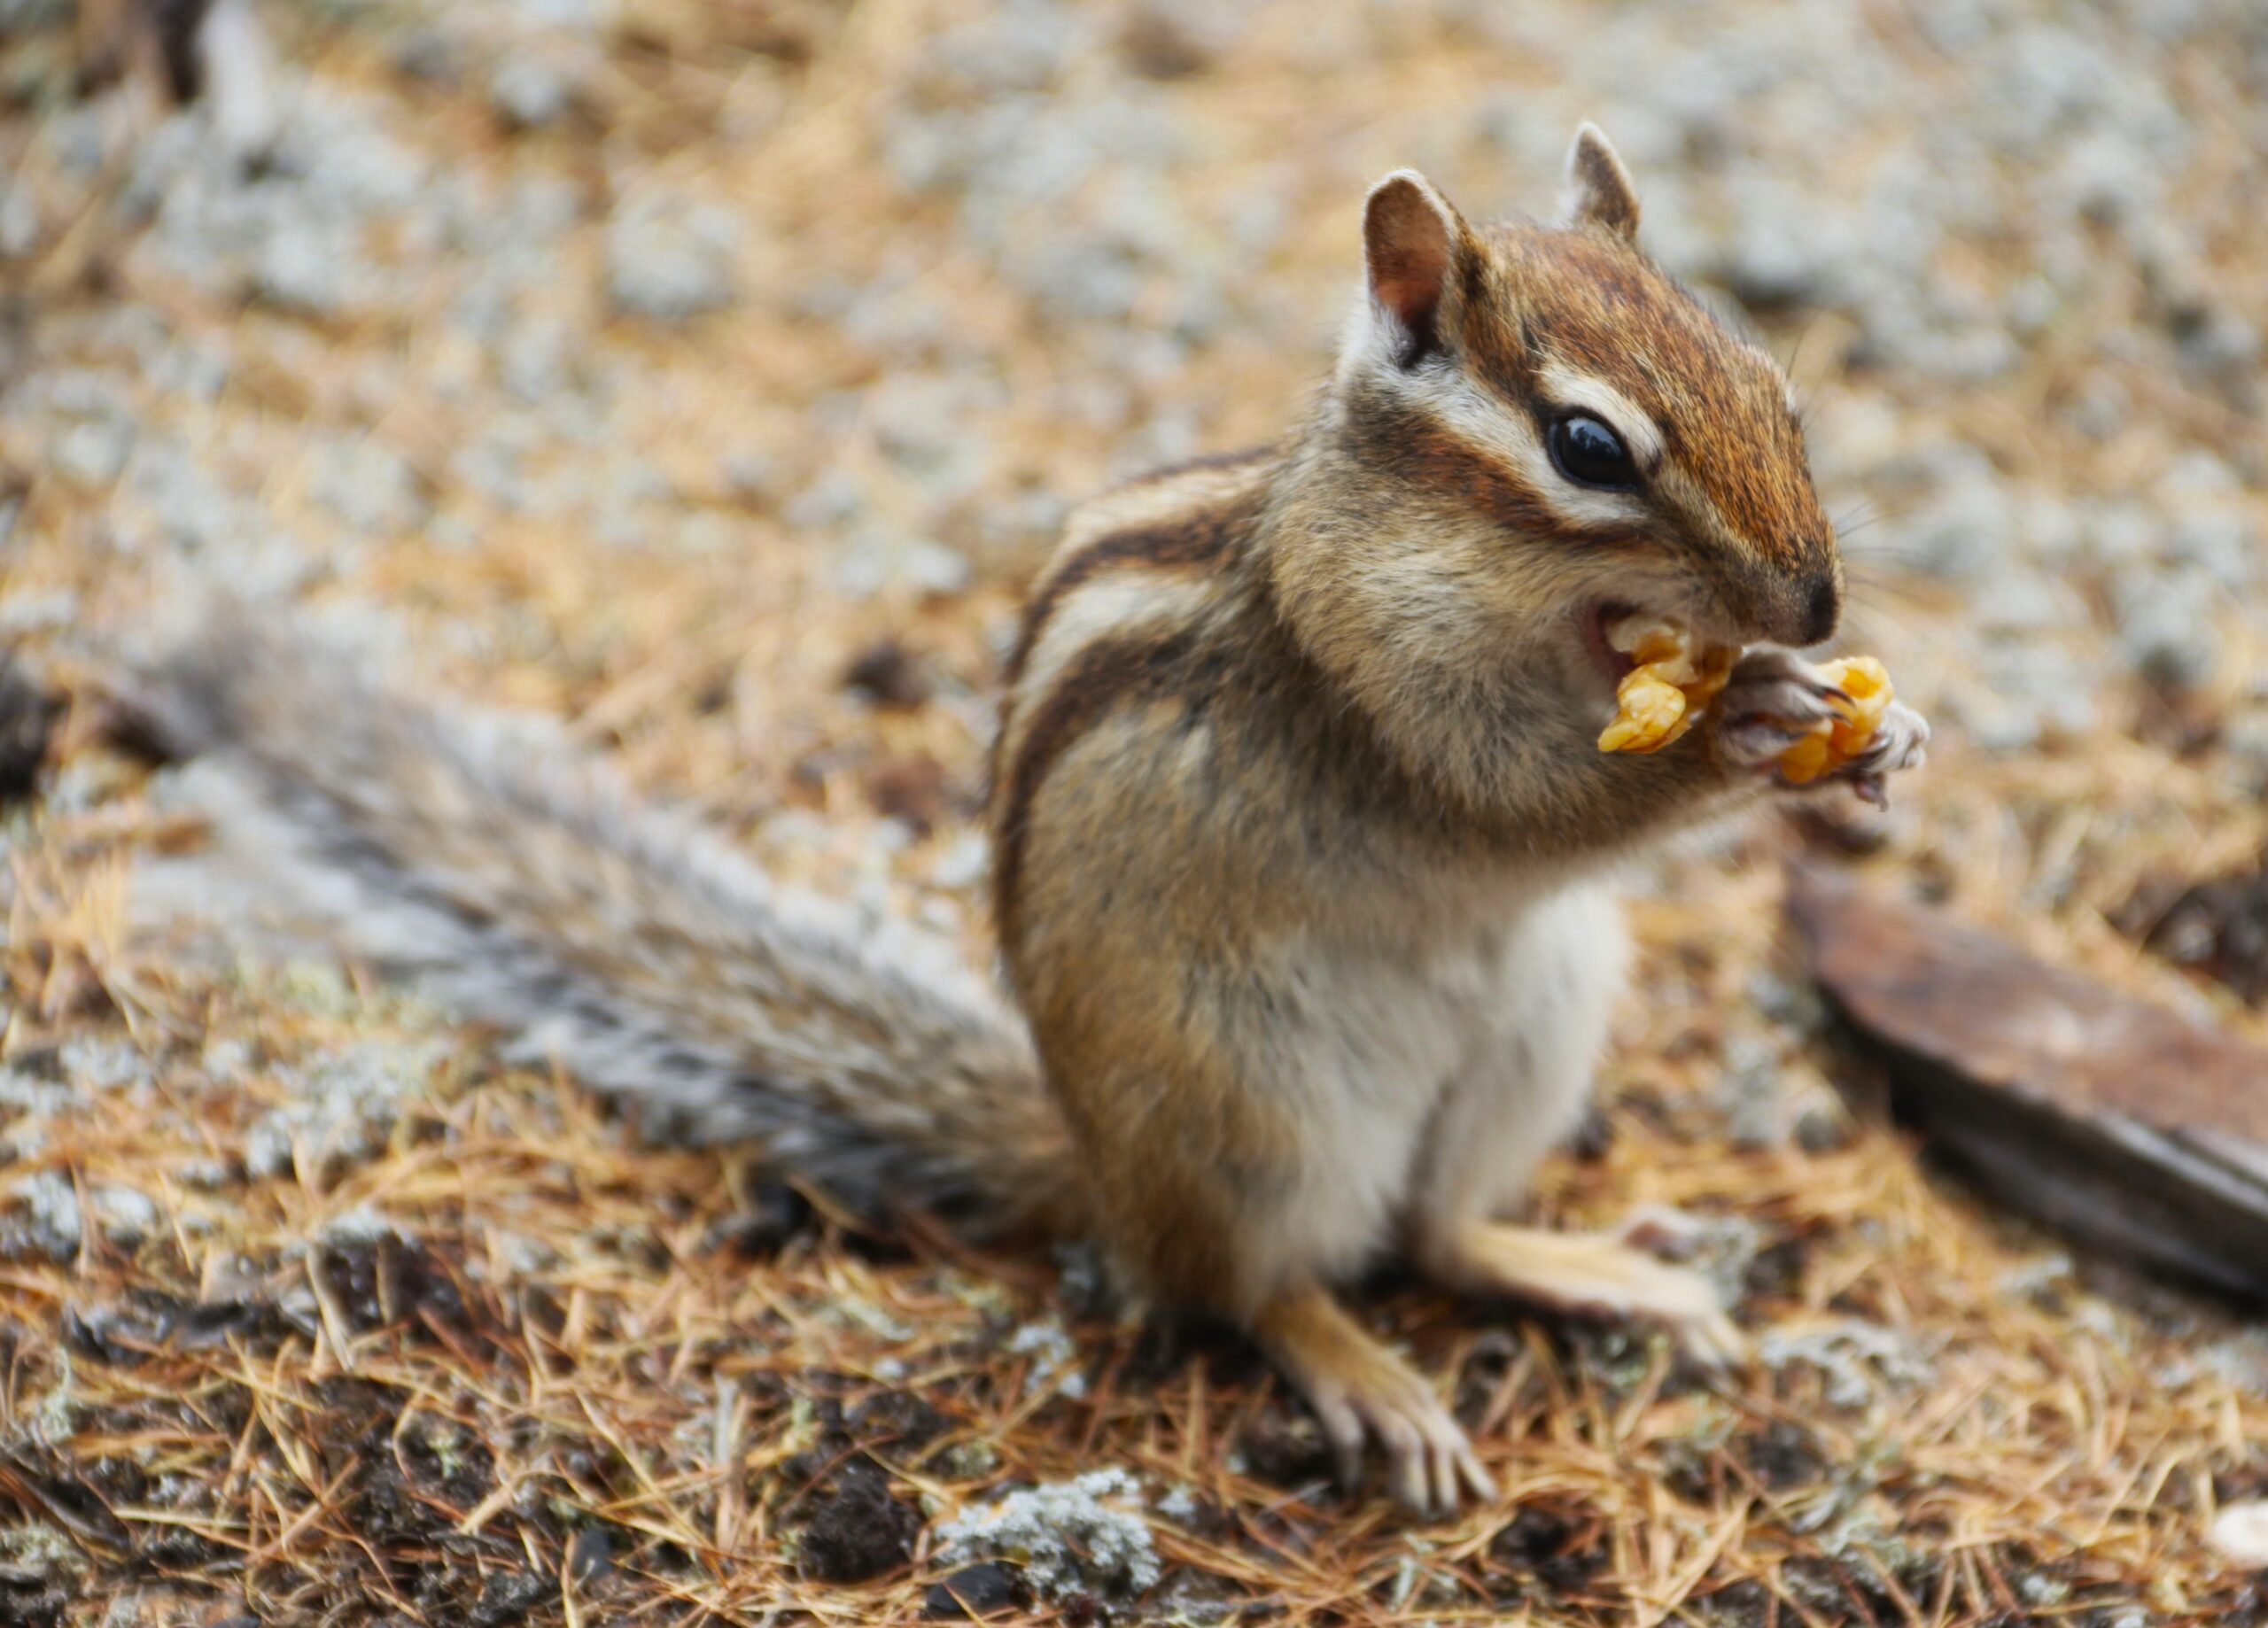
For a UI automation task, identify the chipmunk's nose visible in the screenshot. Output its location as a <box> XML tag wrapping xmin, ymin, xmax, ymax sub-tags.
<box><xmin>1799</xmin><ymin>573</ymin><xmax>1840</xmax><ymax>646</ymax></box>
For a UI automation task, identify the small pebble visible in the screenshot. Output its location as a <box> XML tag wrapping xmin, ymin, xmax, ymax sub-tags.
<box><xmin>490</xmin><ymin>58</ymin><xmax>573</xmax><ymax>130</ymax></box>
<box><xmin>2209</xmin><ymin>1502</ymin><xmax>2268</xmax><ymax>1567</ymax></box>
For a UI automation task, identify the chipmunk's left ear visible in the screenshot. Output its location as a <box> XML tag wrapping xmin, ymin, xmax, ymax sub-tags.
<box><xmin>1562</xmin><ymin>122</ymin><xmax>1641</xmax><ymax>242</ymax></box>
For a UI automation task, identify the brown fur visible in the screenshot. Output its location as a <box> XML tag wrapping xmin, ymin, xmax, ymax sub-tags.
<box><xmin>991</xmin><ymin>628</ymin><xmax>1198</xmax><ymax>952</ymax></box>
<box><xmin>999</xmin><ymin>497</ymin><xmax>1253</xmax><ymax>692</ymax></box>
<box><xmin>1468</xmin><ymin>229</ymin><xmax>1837</xmax><ymax>596</ymax></box>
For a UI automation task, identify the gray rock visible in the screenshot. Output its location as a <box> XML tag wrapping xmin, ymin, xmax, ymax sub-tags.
<box><xmin>0</xmin><ymin>183</ymin><xmax>36</xmax><ymax>259</ymax></box>
<box><xmin>928</xmin><ymin>0</ymin><xmax>1093</xmax><ymax>96</ymax></box>
<box><xmin>1957</xmin><ymin>639</ymin><xmax>2102</xmax><ymax>754</ymax></box>
<box><xmin>785</xmin><ymin>467</ymin><xmax>867</xmax><ymax>533</ymax></box>
<box><xmin>2062</xmin><ymin>373</ymin><xmax>2131</xmax><ymax>441</ymax></box>
<box><xmin>490</xmin><ymin>58</ymin><xmax>573</xmax><ymax>130</ymax></box>
<box><xmin>1713</xmin><ymin>177</ymin><xmax>1857</xmax><ymax>308</ymax></box>
<box><xmin>936</xmin><ymin>1469</ymin><xmax>1160</xmax><ymax>1603</ymax></box>
<box><xmin>2167</xmin><ymin>509</ymin><xmax>2256</xmax><ymax>593</ymax></box>
<box><xmin>1969</xmin><ymin>564</ymin><xmax>2085</xmax><ymax>634</ymax></box>
<box><xmin>242</xmin><ymin>1041</ymin><xmax>435</xmax><ymax>1182</ymax></box>
<box><xmin>497</xmin><ymin>315</ymin><xmax>575</xmax><ymax>403</ymax></box>
<box><xmin>177</xmin><ymin>1158</ymin><xmax>237</xmax><ymax>1191</ymax></box>
<box><xmin>2001</xmin><ymin>275</ymin><xmax>2060</xmax><ymax>338</ymax></box>
<box><xmin>2113</xmin><ymin>565</ymin><xmax>2223</xmax><ymax>691</ymax></box>
<box><xmin>1915</xmin><ymin>326</ymin><xmax>2023</xmax><ymax>384</ymax></box>
<box><xmin>1881</xmin><ymin>463</ymin><xmax>2014</xmax><ymax>583</ymax></box>
<box><xmin>6</xmin><ymin>1170</ymin><xmax>82</xmax><ymax>1261</ymax></box>
<box><xmin>130</xmin><ymin>93</ymin><xmax>420</xmax><ymax>315</ymax></box>
<box><xmin>719</xmin><ymin>449</ymin><xmax>784</xmax><ymax>508</ymax></box>
<box><xmin>93</xmin><ymin>1185</ymin><xmax>160</xmax><ymax>1245</ymax></box>
<box><xmin>2054</xmin><ymin>128</ymin><xmax>2158</xmax><ymax>225</ymax></box>
<box><xmin>1018</xmin><ymin>231</ymin><xmax>1148</xmax><ymax>323</ymax></box>
<box><xmin>61</xmin><ymin>1036</ymin><xmax>148</xmax><ymax>1093</ymax></box>
<box><xmin>1758</xmin><ymin>1320</ymin><xmax>1936</xmax><ymax>1410</ymax></box>
<box><xmin>1751</xmin><ymin>966</ymin><xmax>1827</xmax><ymax>1036</ymax></box>
<box><xmin>2177</xmin><ymin>306</ymin><xmax>2262</xmax><ymax>391</ymax></box>
<box><xmin>452</xmin><ymin>435</ymin><xmax>530</xmax><ymax>514</ymax></box>
<box><xmin>391</xmin><ymin>24</ymin><xmax>465</xmax><ymax>86</ymax></box>
<box><xmin>868</xmin><ymin>373</ymin><xmax>1006</xmax><ymax>478</ymax></box>
<box><xmin>319</xmin><ymin>1204</ymin><xmax>405</xmax><ymax>1244</ymax></box>
<box><xmin>2073</xmin><ymin>500</ymin><xmax>2159</xmax><ymax>570</ymax></box>
<box><xmin>1975</xmin><ymin>23</ymin><xmax>2188</xmax><ymax>163</ymax></box>
<box><xmin>50</xmin><ymin>416</ymin><xmax>135</xmax><ymax>490</ymax></box>
<box><xmin>123</xmin><ymin>435</ymin><xmax>250</xmax><ymax>556</ymax></box>
<box><xmin>607</xmin><ymin>198</ymin><xmax>739</xmax><ymax>323</ymax></box>
<box><xmin>830</xmin><ymin>531</ymin><xmax>974</xmax><ymax>601</ymax></box>
<box><xmin>150</xmin><ymin>340</ymin><xmax>233</xmax><ymax>404</ymax></box>
<box><xmin>43</xmin><ymin>105</ymin><xmax>110</xmax><ymax>181</ymax></box>
<box><xmin>516</xmin><ymin>0</ymin><xmax>614</xmax><ymax>31</ymax></box>
<box><xmin>315</xmin><ymin>438</ymin><xmax>428</xmax><ymax>537</ymax></box>
<box><xmin>252</xmin><ymin>221</ymin><xmax>353</xmax><ymax>314</ymax></box>
<box><xmin>1720</xmin><ymin>1035</ymin><xmax>1788</xmax><ymax>1151</ymax></box>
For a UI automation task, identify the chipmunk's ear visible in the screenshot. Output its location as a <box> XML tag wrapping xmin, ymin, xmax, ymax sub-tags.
<box><xmin>1561</xmin><ymin>122</ymin><xmax>1641</xmax><ymax>242</ymax></box>
<box><xmin>1363</xmin><ymin>170</ymin><xmax>1464</xmax><ymax>367</ymax></box>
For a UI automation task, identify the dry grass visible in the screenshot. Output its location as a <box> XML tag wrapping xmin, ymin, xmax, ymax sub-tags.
<box><xmin>1</xmin><ymin>1</ymin><xmax>2265</xmax><ymax>1624</ymax></box>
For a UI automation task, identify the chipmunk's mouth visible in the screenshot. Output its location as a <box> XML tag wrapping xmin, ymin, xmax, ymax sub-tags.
<box><xmin>1580</xmin><ymin>601</ymin><xmax>1642</xmax><ymax>687</ymax></box>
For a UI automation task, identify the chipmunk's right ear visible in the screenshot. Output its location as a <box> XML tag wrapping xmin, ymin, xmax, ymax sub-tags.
<box><xmin>1562</xmin><ymin>122</ymin><xmax>1642</xmax><ymax>241</ymax></box>
<box><xmin>1363</xmin><ymin>170</ymin><xmax>1465</xmax><ymax>368</ymax></box>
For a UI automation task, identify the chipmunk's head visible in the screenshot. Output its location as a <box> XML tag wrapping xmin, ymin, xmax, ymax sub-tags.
<box><xmin>1289</xmin><ymin>125</ymin><xmax>1839</xmax><ymax>717</ymax></box>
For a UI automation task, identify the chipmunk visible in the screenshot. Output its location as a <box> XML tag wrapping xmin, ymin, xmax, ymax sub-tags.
<box><xmin>143</xmin><ymin>125</ymin><xmax>1927</xmax><ymax>1518</ymax></box>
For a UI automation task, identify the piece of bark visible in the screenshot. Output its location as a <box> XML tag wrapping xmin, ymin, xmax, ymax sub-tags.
<box><xmin>1786</xmin><ymin>862</ymin><xmax>2268</xmax><ymax>1301</ymax></box>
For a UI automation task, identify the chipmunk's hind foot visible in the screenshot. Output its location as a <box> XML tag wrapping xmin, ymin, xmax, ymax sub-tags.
<box><xmin>1253</xmin><ymin>1284</ymin><xmax>1495</xmax><ymax>1518</ymax></box>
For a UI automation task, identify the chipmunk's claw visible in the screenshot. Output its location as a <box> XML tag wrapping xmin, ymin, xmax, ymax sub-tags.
<box><xmin>1849</xmin><ymin>700</ymin><xmax>1930</xmax><ymax>777</ymax></box>
<box><xmin>1823</xmin><ymin>701</ymin><xmax>1928</xmax><ymax>807</ymax></box>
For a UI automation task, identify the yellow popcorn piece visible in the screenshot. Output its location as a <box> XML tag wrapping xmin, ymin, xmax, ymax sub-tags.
<box><xmin>1596</xmin><ymin>616</ymin><xmax>1734</xmax><ymax>755</ymax></box>
<box><xmin>1597</xmin><ymin>669</ymin><xmax>1691</xmax><ymax>754</ymax></box>
<box><xmin>1777</xmin><ymin>655</ymin><xmax>1893</xmax><ymax>784</ymax></box>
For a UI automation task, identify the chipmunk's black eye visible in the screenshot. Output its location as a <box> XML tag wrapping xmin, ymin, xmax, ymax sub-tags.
<box><xmin>1548</xmin><ymin>414</ymin><xmax>1638</xmax><ymax>490</ymax></box>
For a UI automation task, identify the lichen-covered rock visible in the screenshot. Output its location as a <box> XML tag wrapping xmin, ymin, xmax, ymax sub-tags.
<box><xmin>4</xmin><ymin>1171</ymin><xmax>82</xmax><ymax>1261</ymax></box>
<box><xmin>936</xmin><ymin>1469</ymin><xmax>1159</xmax><ymax>1603</ymax></box>
<box><xmin>242</xmin><ymin>1042</ymin><xmax>437</xmax><ymax>1182</ymax></box>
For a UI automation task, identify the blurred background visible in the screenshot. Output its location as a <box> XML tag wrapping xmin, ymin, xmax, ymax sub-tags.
<box><xmin>1</xmin><ymin>2</ymin><xmax>2266</xmax><ymax>1624</ymax></box>
<box><xmin>2</xmin><ymin>0</ymin><xmax>2259</xmax><ymax>804</ymax></box>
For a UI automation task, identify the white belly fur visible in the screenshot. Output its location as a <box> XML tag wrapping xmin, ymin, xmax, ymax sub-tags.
<box><xmin>1232</xmin><ymin>872</ymin><xmax>1630</xmax><ymax>1294</ymax></box>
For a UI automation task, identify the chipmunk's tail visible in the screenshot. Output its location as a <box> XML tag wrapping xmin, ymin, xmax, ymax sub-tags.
<box><xmin>137</xmin><ymin>600</ymin><xmax>1083</xmax><ymax>1237</ymax></box>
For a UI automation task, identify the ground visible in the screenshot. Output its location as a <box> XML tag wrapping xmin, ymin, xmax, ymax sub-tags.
<box><xmin>1</xmin><ymin>0</ymin><xmax>2266</xmax><ymax>1624</ymax></box>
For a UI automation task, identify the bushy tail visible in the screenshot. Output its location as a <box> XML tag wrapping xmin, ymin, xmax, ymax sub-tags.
<box><xmin>138</xmin><ymin>601</ymin><xmax>1082</xmax><ymax>1236</ymax></box>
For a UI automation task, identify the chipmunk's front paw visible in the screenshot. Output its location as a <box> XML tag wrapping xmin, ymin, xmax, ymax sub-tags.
<box><xmin>1706</xmin><ymin>647</ymin><xmax>1841</xmax><ymax>773</ymax></box>
<box><xmin>1836</xmin><ymin>699</ymin><xmax>1930</xmax><ymax>806</ymax></box>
